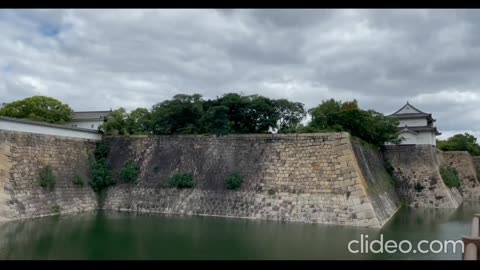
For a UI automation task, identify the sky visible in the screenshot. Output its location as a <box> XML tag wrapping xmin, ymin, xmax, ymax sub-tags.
<box><xmin>1</xmin><ymin>9</ymin><xmax>480</xmax><ymax>139</ymax></box>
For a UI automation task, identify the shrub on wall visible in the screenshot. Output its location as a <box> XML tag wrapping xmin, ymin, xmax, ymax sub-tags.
<box><xmin>39</xmin><ymin>165</ymin><xmax>56</xmax><ymax>191</ymax></box>
<box><xmin>120</xmin><ymin>160</ymin><xmax>140</xmax><ymax>183</ymax></box>
<box><xmin>225</xmin><ymin>172</ymin><xmax>244</xmax><ymax>190</ymax></box>
<box><xmin>440</xmin><ymin>165</ymin><xmax>461</xmax><ymax>188</ymax></box>
<box><xmin>73</xmin><ymin>174</ymin><xmax>85</xmax><ymax>187</ymax></box>
<box><xmin>414</xmin><ymin>182</ymin><xmax>424</xmax><ymax>192</ymax></box>
<box><xmin>170</xmin><ymin>173</ymin><xmax>194</xmax><ymax>188</ymax></box>
<box><xmin>383</xmin><ymin>160</ymin><xmax>395</xmax><ymax>175</ymax></box>
<box><xmin>88</xmin><ymin>143</ymin><xmax>115</xmax><ymax>192</ymax></box>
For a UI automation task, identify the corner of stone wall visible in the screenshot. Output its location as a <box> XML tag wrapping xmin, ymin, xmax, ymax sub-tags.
<box><xmin>441</xmin><ymin>151</ymin><xmax>480</xmax><ymax>201</ymax></box>
<box><xmin>383</xmin><ymin>145</ymin><xmax>463</xmax><ymax>209</ymax></box>
<box><xmin>0</xmin><ymin>133</ymin><xmax>12</xmax><ymax>221</ymax></box>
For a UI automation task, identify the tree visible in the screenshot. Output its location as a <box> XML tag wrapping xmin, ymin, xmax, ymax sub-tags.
<box><xmin>150</xmin><ymin>94</ymin><xmax>205</xmax><ymax>135</ymax></box>
<box><xmin>126</xmin><ymin>108</ymin><xmax>152</xmax><ymax>135</ymax></box>
<box><xmin>0</xmin><ymin>96</ymin><xmax>73</xmax><ymax>124</ymax></box>
<box><xmin>214</xmin><ymin>93</ymin><xmax>280</xmax><ymax>134</ymax></box>
<box><xmin>274</xmin><ymin>99</ymin><xmax>306</xmax><ymax>133</ymax></box>
<box><xmin>99</xmin><ymin>108</ymin><xmax>128</xmax><ymax>135</ymax></box>
<box><xmin>437</xmin><ymin>133</ymin><xmax>480</xmax><ymax>156</ymax></box>
<box><xmin>202</xmin><ymin>105</ymin><xmax>232</xmax><ymax>136</ymax></box>
<box><xmin>306</xmin><ymin>99</ymin><xmax>400</xmax><ymax>146</ymax></box>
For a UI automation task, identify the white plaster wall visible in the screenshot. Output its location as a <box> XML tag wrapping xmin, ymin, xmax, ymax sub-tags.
<box><xmin>399</xmin><ymin>118</ymin><xmax>428</xmax><ymax>127</ymax></box>
<box><xmin>398</xmin><ymin>131</ymin><xmax>436</xmax><ymax>145</ymax></box>
<box><xmin>66</xmin><ymin>120</ymin><xmax>103</xmax><ymax>130</ymax></box>
<box><xmin>0</xmin><ymin>120</ymin><xmax>102</xmax><ymax>141</ymax></box>
<box><xmin>398</xmin><ymin>132</ymin><xmax>417</xmax><ymax>144</ymax></box>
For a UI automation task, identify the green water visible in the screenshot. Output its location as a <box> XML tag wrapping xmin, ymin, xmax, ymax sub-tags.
<box><xmin>1</xmin><ymin>202</ymin><xmax>479</xmax><ymax>260</ymax></box>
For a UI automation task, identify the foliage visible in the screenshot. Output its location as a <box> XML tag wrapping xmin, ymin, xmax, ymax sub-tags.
<box><xmin>73</xmin><ymin>174</ymin><xmax>85</xmax><ymax>188</ymax></box>
<box><xmin>99</xmin><ymin>108</ymin><xmax>128</xmax><ymax>135</ymax></box>
<box><xmin>88</xmin><ymin>143</ymin><xmax>114</xmax><ymax>192</ymax></box>
<box><xmin>146</xmin><ymin>93</ymin><xmax>307</xmax><ymax>136</ymax></box>
<box><xmin>274</xmin><ymin>99</ymin><xmax>306</xmax><ymax>133</ymax></box>
<box><xmin>225</xmin><ymin>172</ymin><xmax>244</xmax><ymax>190</ymax></box>
<box><xmin>120</xmin><ymin>160</ymin><xmax>140</xmax><ymax>183</ymax></box>
<box><xmin>202</xmin><ymin>105</ymin><xmax>232</xmax><ymax>136</ymax></box>
<box><xmin>305</xmin><ymin>99</ymin><xmax>400</xmax><ymax>146</ymax></box>
<box><xmin>0</xmin><ymin>96</ymin><xmax>73</xmax><ymax>124</ymax></box>
<box><xmin>440</xmin><ymin>165</ymin><xmax>461</xmax><ymax>188</ymax></box>
<box><xmin>51</xmin><ymin>205</ymin><xmax>61</xmax><ymax>214</ymax></box>
<box><xmin>39</xmin><ymin>165</ymin><xmax>56</xmax><ymax>191</ymax></box>
<box><xmin>126</xmin><ymin>108</ymin><xmax>152</xmax><ymax>135</ymax></box>
<box><xmin>169</xmin><ymin>173</ymin><xmax>194</xmax><ymax>188</ymax></box>
<box><xmin>414</xmin><ymin>182</ymin><xmax>424</xmax><ymax>192</ymax></box>
<box><xmin>437</xmin><ymin>133</ymin><xmax>480</xmax><ymax>156</ymax></box>
<box><xmin>151</xmin><ymin>94</ymin><xmax>205</xmax><ymax>135</ymax></box>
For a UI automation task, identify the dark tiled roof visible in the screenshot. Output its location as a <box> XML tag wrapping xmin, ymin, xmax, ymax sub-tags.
<box><xmin>72</xmin><ymin>111</ymin><xmax>112</xmax><ymax>120</ymax></box>
<box><xmin>397</xmin><ymin>126</ymin><xmax>441</xmax><ymax>135</ymax></box>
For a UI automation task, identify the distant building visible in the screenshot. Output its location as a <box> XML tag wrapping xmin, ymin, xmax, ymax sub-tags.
<box><xmin>388</xmin><ymin>102</ymin><xmax>441</xmax><ymax>146</ymax></box>
<box><xmin>66</xmin><ymin>110</ymin><xmax>112</xmax><ymax>130</ymax></box>
<box><xmin>0</xmin><ymin>116</ymin><xmax>102</xmax><ymax>141</ymax></box>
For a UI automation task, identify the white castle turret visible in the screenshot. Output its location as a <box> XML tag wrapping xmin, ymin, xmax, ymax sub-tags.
<box><xmin>388</xmin><ymin>101</ymin><xmax>441</xmax><ymax>146</ymax></box>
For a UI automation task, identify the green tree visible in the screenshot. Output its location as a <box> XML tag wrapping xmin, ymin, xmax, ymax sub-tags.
<box><xmin>150</xmin><ymin>94</ymin><xmax>205</xmax><ymax>135</ymax></box>
<box><xmin>0</xmin><ymin>96</ymin><xmax>73</xmax><ymax>124</ymax></box>
<box><xmin>214</xmin><ymin>93</ymin><xmax>280</xmax><ymax>134</ymax></box>
<box><xmin>99</xmin><ymin>108</ymin><xmax>128</xmax><ymax>135</ymax></box>
<box><xmin>202</xmin><ymin>105</ymin><xmax>232</xmax><ymax>136</ymax></box>
<box><xmin>274</xmin><ymin>99</ymin><xmax>306</xmax><ymax>133</ymax></box>
<box><xmin>126</xmin><ymin>108</ymin><xmax>152</xmax><ymax>135</ymax></box>
<box><xmin>306</xmin><ymin>99</ymin><xmax>400</xmax><ymax>146</ymax></box>
<box><xmin>437</xmin><ymin>133</ymin><xmax>480</xmax><ymax>156</ymax></box>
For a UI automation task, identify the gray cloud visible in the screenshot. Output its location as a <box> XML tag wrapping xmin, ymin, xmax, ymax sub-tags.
<box><xmin>2</xmin><ymin>9</ymin><xmax>480</xmax><ymax>139</ymax></box>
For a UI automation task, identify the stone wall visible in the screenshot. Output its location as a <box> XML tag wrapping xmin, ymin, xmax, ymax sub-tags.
<box><xmin>102</xmin><ymin>133</ymin><xmax>400</xmax><ymax>228</ymax></box>
<box><xmin>383</xmin><ymin>145</ymin><xmax>463</xmax><ymax>208</ymax></box>
<box><xmin>473</xmin><ymin>157</ymin><xmax>480</xmax><ymax>180</ymax></box>
<box><xmin>0</xmin><ymin>131</ymin><xmax>98</xmax><ymax>220</ymax></box>
<box><xmin>442</xmin><ymin>152</ymin><xmax>480</xmax><ymax>200</ymax></box>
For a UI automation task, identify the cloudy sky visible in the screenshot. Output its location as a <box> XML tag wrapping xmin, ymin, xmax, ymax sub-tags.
<box><xmin>1</xmin><ymin>9</ymin><xmax>480</xmax><ymax>139</ymax></box>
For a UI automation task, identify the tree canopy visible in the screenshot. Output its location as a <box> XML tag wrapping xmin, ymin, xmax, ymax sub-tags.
<box><xmin>0</xmin><ymin>96</ymin><xmax>73</xmax><ymax>124</ymax></box>
<box><xmin>304</xmin><ymin>99</ymin><xmax>400</xmax><ymax>146</ymax></box>
<box><xmin>101</xmin><ymin>93</ymin><xmax>308</xmax><ymax>136</ymax></box>
<box><xmin>437</xmin><ymin>133</ymin><xmax>480</xmax><ymax>156</ymax></box>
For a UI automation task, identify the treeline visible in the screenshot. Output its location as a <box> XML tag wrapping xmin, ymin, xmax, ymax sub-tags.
<box><xmin>101</xmin><ymin>93</ymin><xmax>306</xmax><ymax>136</ymax></box>
<box><xmin>100</xmin><ymin>93</ymin><xmax>400</xmax><ymax>147</ymax></box>
<box><xmin>0</xmin><ymin>93</ymin><xmax>402</xmax><ymax>147</ymax></box>
<box><xmin>437</xmin><ymin>133</ymin><xmax>480</xmax><ymax>156</ymax></box>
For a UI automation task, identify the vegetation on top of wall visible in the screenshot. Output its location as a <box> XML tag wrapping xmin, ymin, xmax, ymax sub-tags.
<box><xmin>225</xmin><ymin>172</ymin><xmax>244</xmax><ymax>190</ymax></box>
<box><xmin>73</xmin><ymin>174</ymin><xmax>85</xmax><ymax>188</ymax></box>
<box><xmin>5</xmin><ymin>94</ymin><xmax>400</xmax><ymax>147</ymax></box>
<box><xmin>440</xmin><ymin>165</ymin><xmax>461</xmax><ymax>188</ymax></box>
<box><xmin>0</xmin><ymin>96</ymin><xmax>74</xmax><ymax>124</ymax></box>
<box><xmin>169</xmin><ymin>173</ymin><xmax>194</xmax><ymax>189</ymax></box>
<box><xmin>437</xmin><ymin>133</ymin><xmax>480</xmax><ymax>156</ymax></box>
<box><xmin>88</xmin><ymin>143</ymin><xmax>115</xmax><ymax>192</ymax></box>
<box><xmin>39</xmin><ymin>165</ymin><xmax>56</xmax><ymax>191</ymax></box>
<box><xmin>120</xmin><ymin>160</ymin><xmax>140</xmax><ymax>183</ymax></box>
<box><xmin>304</xmin><ymin>99</ymin><xmax>401</xmax><ymax>146</ymax></box>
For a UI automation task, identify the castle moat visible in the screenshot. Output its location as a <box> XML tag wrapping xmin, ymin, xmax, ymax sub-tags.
<box><xmin>0</xmin><ymin>201</ymin><xmax>478</xmax><ymax>260</ymax></box>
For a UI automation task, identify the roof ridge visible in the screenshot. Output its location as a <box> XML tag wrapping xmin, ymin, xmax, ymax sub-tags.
<box><xmin>390</xmin><ymin>101</ymin><xmax>429</xmax><ymax>116</ymax></box>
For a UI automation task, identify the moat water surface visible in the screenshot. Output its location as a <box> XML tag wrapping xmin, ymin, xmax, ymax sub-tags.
<box><xmin>1</xmin><ymin>202</ymin><xmax>479</xmax><ymax>260</ymax></box>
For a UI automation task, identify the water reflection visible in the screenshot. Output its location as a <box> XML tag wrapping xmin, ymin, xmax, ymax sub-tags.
<box><xmin>0</xmin><ymin>202</ymin><xmax>479</xmax><ymax>260</ymax></box>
